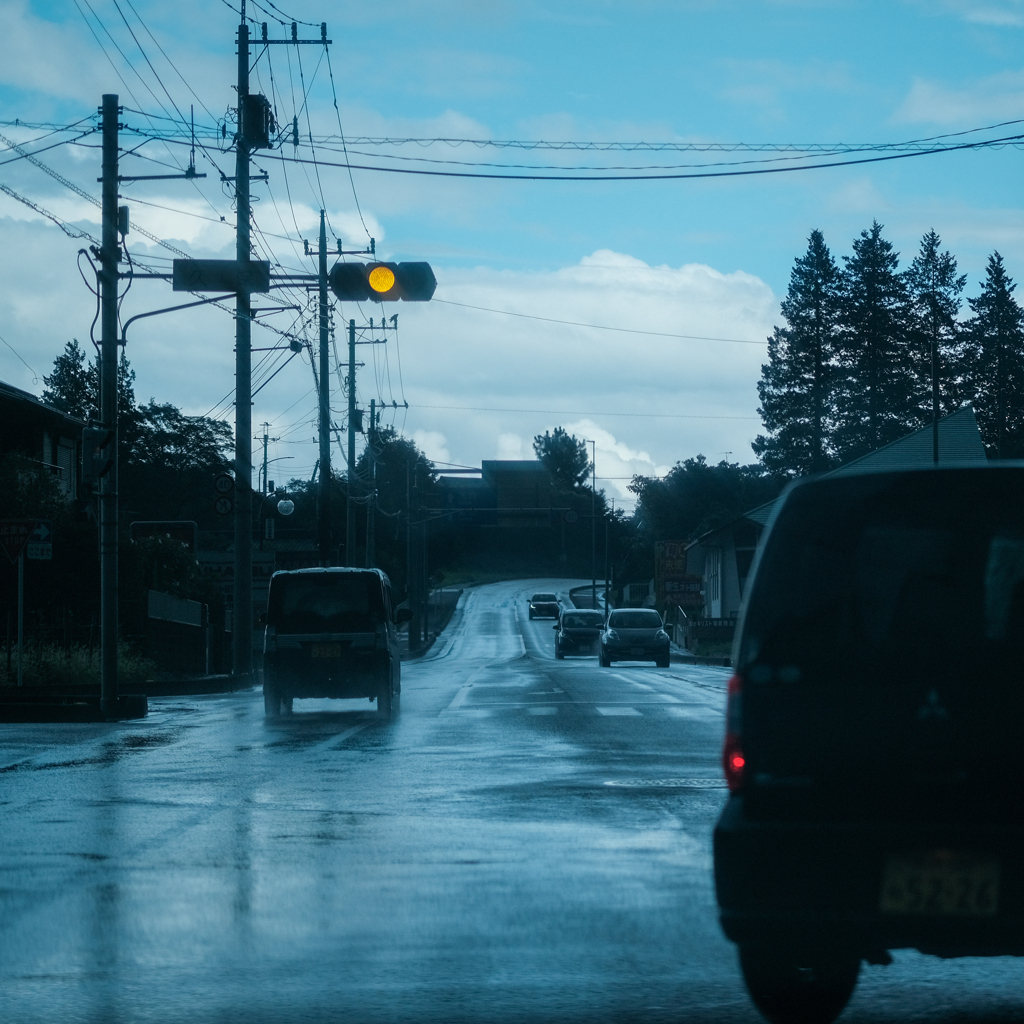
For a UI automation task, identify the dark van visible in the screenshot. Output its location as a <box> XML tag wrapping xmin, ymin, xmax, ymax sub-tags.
<box><xmin>262</xmin><ymin>567</ymin><xmax>407</xmax><ymax>719</ymax></box>
<box><xmin>714</xmin><ymin>466</ymin><xmax>1024</xmax><ymax>1024</ymax></box>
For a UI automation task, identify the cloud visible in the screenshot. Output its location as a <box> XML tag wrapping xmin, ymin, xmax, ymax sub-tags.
<box><xmin>496</xmin><ymin>432</ymin><xmax>524</xmax><ymax>458</ymax></box>
<box><xmin>932</xmin><ymin>0</ymin><xmax>1024</xmax><ymax>26</ymax></box>
<box><xmin>717</xmin><ymin>58</ymin><xmax>861</xmax><ymax>119</ymax></box>
<box><xmin>413</xmin><ymin>430</ymin><xmax>451</xmax><ymax>465</ymax></box>
<box><xmin>892</xmin><ymin>71</ymin><xmax>1024</xmax><ymax>125</ymax></box>
<box><xmin>561</xmin><ymin>419</ymin><xmax>671</xmax><ymax>502</ymax></box>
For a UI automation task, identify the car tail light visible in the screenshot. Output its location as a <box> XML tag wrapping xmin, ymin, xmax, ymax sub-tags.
<box><xmin>722</xmin><ymin>674</ymin><xmax>745</xmax><ymax>792</ymax></box>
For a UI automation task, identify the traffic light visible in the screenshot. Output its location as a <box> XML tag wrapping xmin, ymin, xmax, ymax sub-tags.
<box><xmin>329</xmin><ymin>261</ymin><xmax>437</xmax><ymax>302</ymax></box>
<box><xmin>82</xmin><ymin>426</ymin><xmax>114</xmax><ymax>491</ymax></box>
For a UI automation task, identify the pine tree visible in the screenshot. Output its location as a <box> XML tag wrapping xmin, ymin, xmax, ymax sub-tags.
<box><xmin>963</xmin><ymin>252</ymin><xmax>1024</xmax><ymax>458</ymax></box>
<box><xmin>533</xmin><ymin>427</ymin><xmax>591</xmax><ymax>490</ymax></box>
<box><xmin>833</xmin><ymin>221</ymin><xmax>917</xmax><ymax>461</ymax></box>
<box><xmin>903</xmin><ymin>230</ymin><xmax>966</xmax><ymax>428</ymax></box>
<box><xmin>753</xmin><ymin>229</ymin><xmax>841</xmax><ymax>475</ymax></box>
<box><xmin>41</xmin><ymin>339</ymin><xmax>97</xmax><ymax>421</ymax></box>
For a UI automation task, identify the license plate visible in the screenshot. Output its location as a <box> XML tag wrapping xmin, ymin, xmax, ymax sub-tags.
<box><xmin>631</xmin><ymin>647</ymin><xmax>645</xmax><ymax>658</ymax></box>
<box><xmin>311</xmin><ymin>643</ymin><xmax>341</xmax><ymax>659</ymax></box>
<box><xmin>880</xmin><ymin>851</ymin><xmax>999</xmax><ymax>917</ymax></box>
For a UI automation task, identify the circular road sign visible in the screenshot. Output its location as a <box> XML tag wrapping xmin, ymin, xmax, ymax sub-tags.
<box><xmin>564</xmin><ymin>510</ymin><xmax>580</xmax><ymax>525</ymax></box>
<box><xmin>214</xmin><ymin>496</ymin><xmax>234</xmax><ymax>516</ymax></box>
<box><xmin>214</xmin><ymin>473</ymin><xmax>235</xmax><ymax>495</ymax></box>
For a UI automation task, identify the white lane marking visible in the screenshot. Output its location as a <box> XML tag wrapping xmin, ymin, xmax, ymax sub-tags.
<box><xmin>311</xmin><ymin>721</ymin><xmax>372</xmax><ymax>752</ymax></box>
<box><xmin>440</xmin><ymin>665</ymin><xmax>490</xmax><ymax>716</ymax></box>
<box><xmin>596</xmin><ymin>706</ymin><xmax>642</xmax><ymax>716</ymax></box>
<box><xmin>526</xmin><ymin>706</ymin><xmax>557</xmax><ymax>716</ymax></box>
<box><xmin>665</xmin><ymin>706</ymin><xmax>723</xmax><ymax>718</ymax></box>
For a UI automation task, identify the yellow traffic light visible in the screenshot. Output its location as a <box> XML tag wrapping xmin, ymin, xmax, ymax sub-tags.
<box><xmin>368</xmin><ymin>265</ymin><xmax>396</xmax><ymax>294</ymax></box>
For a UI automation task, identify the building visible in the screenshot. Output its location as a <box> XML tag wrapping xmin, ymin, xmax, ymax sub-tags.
<box><xmin>0</xmin><ymin>379</ymin><xmax>84</xmax><ymax>500</ymax></box>
<box><xmin>684</xmin><ymin>406</ymin><xmax>988</xmax><ymax>623</ymax></box>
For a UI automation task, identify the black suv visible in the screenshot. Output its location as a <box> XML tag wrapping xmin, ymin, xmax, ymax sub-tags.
<box><xmin>714</xmin><ymin>466</ymin><xmax>1024</xmax><ymax>1024</ymax></box>
<box><xmin>262</xmin><ymin>567</ymin><xmax>409</xmax><ymax>718</ymax></box>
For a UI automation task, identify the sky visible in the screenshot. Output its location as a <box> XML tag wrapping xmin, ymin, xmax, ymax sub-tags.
<box><xmin>0</xmin><ymin>0</ymin><xmax>1022</xmax><ymax>506</ymax></box>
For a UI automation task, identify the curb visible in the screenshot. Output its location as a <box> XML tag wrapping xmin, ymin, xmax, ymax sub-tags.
<box><xmin>0</xmin><ymin>693</ymin><xmax>148</xmax><ymax>723</ymax></box>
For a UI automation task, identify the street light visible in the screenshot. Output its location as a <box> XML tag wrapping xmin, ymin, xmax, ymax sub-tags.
<box><xmin>584</xmin><ymin>438</ymin><xmax>597</xmax><ymax>608</ymax></box>
<box><xmin>260</xmin><ymin>455</ymin><xmax>294</xmax><ymax>496</ymax></box>
<box><xmin>259</xmin><ymin>490</ymin><xmax>294</xmax><ymax>549</ymax></box>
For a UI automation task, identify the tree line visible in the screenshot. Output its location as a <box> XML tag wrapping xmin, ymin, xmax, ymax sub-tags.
<box><xmin>755</xmin><ymin>223</ymin><xmax>1024</xmax><ymax>473</ymax></box>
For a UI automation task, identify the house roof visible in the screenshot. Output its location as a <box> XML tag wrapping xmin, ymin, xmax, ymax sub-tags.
<box><xmin>696</xmin><ymin>406</ymin><xmax>989</xmax><ymax>542</ymax></box>
<box><xmin>481</xmin><ymin>460</ymin><xmax>548</xmax><ymax>474</ymax></box>
<box><xmin>0</xmin><ymin>378</ymin><xmax>86</xmax><ymax>433</ymax></box>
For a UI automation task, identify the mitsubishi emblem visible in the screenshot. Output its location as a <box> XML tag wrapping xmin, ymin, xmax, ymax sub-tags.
<box><xmin>917</xmin><ymin>689</ymin><xmax>949</xmax><ymax>722</ymax></box>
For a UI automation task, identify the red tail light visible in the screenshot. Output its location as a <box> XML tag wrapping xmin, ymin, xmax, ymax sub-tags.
<box><xmin>722</xmin><ymin>674</ymin><xmax>745</xmax><ymax>792</ymax></box>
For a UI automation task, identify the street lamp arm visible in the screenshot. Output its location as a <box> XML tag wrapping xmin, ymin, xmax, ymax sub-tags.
<box><xmin>120</xmin><ymin>294</ymin><xmax>235</xmax><ymax>343</ymax></box>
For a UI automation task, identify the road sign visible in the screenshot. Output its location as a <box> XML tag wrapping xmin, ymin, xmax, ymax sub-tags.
<box><xmin>214</xmin><ymin>473</ymin><xmax>235</xmax><ymax>494</ymax></box>
<box><xmin>26</xmin><ymin>520</ymin><xmax>53</xmax><ymax>560</ymax></box>
<box><xmin>0</xmin><ymin>521</ymin><xmax>36</xmax><ymax>564</ymax></box>
<box><xmin>214</xmin><ymin>496</ymin><xmax>234</xmax><ymax>516</ymax></box>
<box><xmin>564</xmin><ymin>510</ymin><xmax>580</xmax><ymax>525</ymax></box>
<box><xmin>173</xmin><ymin>259</ymin><xmax>270</xmax><ymax>293</ymax></box>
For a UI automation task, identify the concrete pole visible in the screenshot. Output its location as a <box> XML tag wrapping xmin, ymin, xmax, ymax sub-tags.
<box><xmin>346</xmin><ymin>319</ymin><xmax>356</xmax><ymax>565</ymax></box>
<box><xmin>366</xmin><ymin>399</ymin><xmax>375</xmax><ymax>567</ymax></box>
<box><xmin>100</xmin><ymin>93</ymin><xmax>120</xmax><ymax>718</ymax></box>
<box><xmin>590</xmin><ymin>439</ymin><xmax>597</xmax><ymax>608</ymax></box>
<box><xmin>318</xmin><ymin>210</ymin><xmax>332</xmax><ymax>565</ymax></box>
<box><xmin>17</xmin><ymin>551</ymin><xmax>23</xmax><ymax>687</ymax></box>
<box><xmin>233</xmin><ymin>20</ymin><xmax>254</xmax><ymax>681</ymax></box>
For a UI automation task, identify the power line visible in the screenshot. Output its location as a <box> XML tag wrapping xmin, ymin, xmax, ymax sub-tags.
<box><xmin>410</xmin><ymin>404</ymin><xmax>759</xmax><ymax>421</ymax></box>
<box><xmin>433</xmin><ymin>299</ymin><xmax>763</xmax><ymax>345</ymax></box>
<box><xmin>239</xmin><ymin>132</ymin><xmax>1024</xmax><ymax>181</ymax></box>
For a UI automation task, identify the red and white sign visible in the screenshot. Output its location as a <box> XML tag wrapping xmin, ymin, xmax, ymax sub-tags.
<box><xmin>0</xmin><ymin>521</ymin><xmax>38</xmax><ymax>565</ymax></box>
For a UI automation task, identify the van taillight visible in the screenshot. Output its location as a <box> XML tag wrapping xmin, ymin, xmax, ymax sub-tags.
<box><xmin>722</xmin><ymin>674</ymin><xmax>745</xmax><ymax>792</ymax></box>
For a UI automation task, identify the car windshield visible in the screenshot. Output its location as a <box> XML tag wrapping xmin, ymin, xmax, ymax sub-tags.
<box><xmin>562</xmin><ymin>612</ymin><xmax>603</xmax><ymax>628</ymax></box>
<box><xmin>608</xmin><ymin>610</ymin><xmax>663</xmax><ymax>628</ymax></box>
<box><xmin>532</xmin><ymin>593</ymin><xmax>557</xmax><ymax>602</ymax></box>
<box><xmin>268</xmin><ymin>572</ymin><xmax>385</xmax><ymax>633</ymax></box>
<box><xmin>740</xmin><ymin>470</ymin><xmax>1024</xmax><ymax>684</ymax></box>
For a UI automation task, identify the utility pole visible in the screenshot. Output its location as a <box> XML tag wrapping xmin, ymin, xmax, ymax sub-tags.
<box><xmin>590</xmin><ymin>439</ymin><xmax>597</xmax><ymax>609</ymax></box>
<box><xmin>99</xmin><ymin>94</ymin><xmax>120</xmax><ymax>719</ymax></box>
<box><xmin>317</xmin><ymin>210</ymin><xmax>332</xmax><ymax>565</ymax></box>
<box><xmin>260</xmin><ymin>422</ymin><xmax>271</xmax><ymax>494</ymax></box>
<box><xmin>346</xmin><ymin>319</ymin><xmax>357</xmax><ymax>565</ymax></box>
<box><xmin>366</xmin><ymin>398</ymin><xmax>376</xmax><ymax>567</ymax></box>
<box><xmin>233</xmin><ymin>13</ymin><xmax>254</xmax><ymax>683</ymax></box>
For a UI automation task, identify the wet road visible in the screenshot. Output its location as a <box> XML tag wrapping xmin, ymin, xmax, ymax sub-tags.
<box><xmin>2</xmin><ymin>579</ymin><xmax>1024</xmax><ymax>1023</ymax></box>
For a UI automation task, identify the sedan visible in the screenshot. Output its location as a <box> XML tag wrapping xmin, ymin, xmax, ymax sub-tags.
<box><xmin>554</xmin><ymin>609</ymin><xmax>605</xmax><ymax>658</ymax></box>
<box><xmin>600</xmin><ymin>608</ymin><xmax>671</xmax><ymax>668</ymax></box>
<box><xmin>528</xmin><ymin>592</ymin><xmax>560</xmax><ymax>619</ymax></box>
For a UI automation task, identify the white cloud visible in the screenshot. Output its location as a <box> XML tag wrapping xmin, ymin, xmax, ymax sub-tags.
<box><xmin>496</xmin><ymin>432</ymin><xmax>524</xmax><ymax>458</ymax></box>
<box><xmin>561</xmin><ymin>419</ymin><xmax>671</xmax><ymax>502</ymax></box>
<box><xmin>413</xmin><ymin>429</ymin><xmax>451</xmax><ymax>465</ymax></box>
<box><xmin>892</xmin><ymin>71</ymin><xmax>1024</xmax><ymax>125</ymax></box>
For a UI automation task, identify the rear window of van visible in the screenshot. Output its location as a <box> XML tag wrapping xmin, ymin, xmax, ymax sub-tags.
<box><xmin>268</xmin><ymin>572</ymin><xmax>385</xmax><ymax>633</ymax></box>
<box><xmin>739</xmin><ymin>470</ymin><xmax>1024</xmax><ymax>682</ymax></box>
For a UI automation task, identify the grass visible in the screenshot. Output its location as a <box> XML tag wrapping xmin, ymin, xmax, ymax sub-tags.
<box><xmin>689</xmin><ymin>639</ymin><xmax>734</xmax><ymax>660</ymax></box>
<box><xmin>0</xmin><ymin>641</ymin><xmax>155</xmax><ymax>688</ymax></box>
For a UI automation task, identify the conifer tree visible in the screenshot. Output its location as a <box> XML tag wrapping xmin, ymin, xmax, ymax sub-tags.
<box><xmin>753</xmin><ymin>229</ymin><xmax>841</xmax><ymax>475</ymax></box>
<box><xmin>963</xmin><ymin>252</ymin><xmax>1024</xmax><ymax>458</ymax></box>
<box><xmin>833</xmin><ymin>221</ymin><xmax>916</xmax><ymax>461</ymax></box>
<box><xmin>903</xmin><ymin>230</ymin><xmax>966</xmax><ymax>430</ymax></box>
<box><xmin>41</xmin><ymin>339</ymin><xmax>97</xmax><ymax>420</ymax></box>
